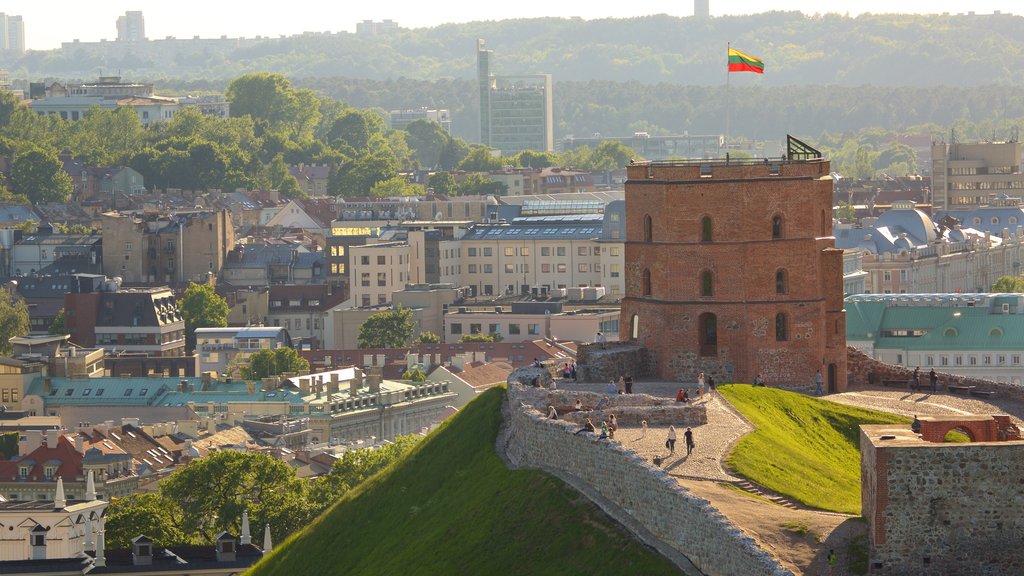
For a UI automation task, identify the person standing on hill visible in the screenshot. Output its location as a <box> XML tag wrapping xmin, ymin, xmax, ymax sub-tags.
<box><xmin>684</xmin><ymin>427</ymin><xmax>695</xmax><ymax>456</ymax></box>
<box><xmin>666</xmin><ymin>425</ymin><xmax>677</xmax><ymax>454</ymax></box>
<box><xmin>815</xmin><ymin>369</ymin><xmax>824</xmax><ymax>396</ymax></box>
<box><xmin>930</xmin><ymin>368</ymin><xmax>938</xmax><ymax>392</ymax></box>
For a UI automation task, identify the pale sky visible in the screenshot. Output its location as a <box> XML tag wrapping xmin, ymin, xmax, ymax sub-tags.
<box><xmin>4</xmin><ymin>1</ymin><xmax>1018</xmax><ymax>51</ymax></box>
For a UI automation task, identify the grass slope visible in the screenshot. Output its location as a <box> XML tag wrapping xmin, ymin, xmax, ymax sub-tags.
<box><xmin>719</xmin><ymin>385</ymin><xmax>910</xmax><ymax>515</ymax></box>
<box><xmin>247</xmin><ymin>387</ymin><xmax>681</xmax><ymax>576</ymax></box>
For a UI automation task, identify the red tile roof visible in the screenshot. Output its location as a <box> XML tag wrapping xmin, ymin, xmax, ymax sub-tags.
<box><xmin>0</xmin><ymin>435</ymin><xmax>82</xmax><ymax>482</ymax></box>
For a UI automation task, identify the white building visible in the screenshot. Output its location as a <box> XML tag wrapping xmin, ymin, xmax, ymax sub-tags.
<box><xmin>194</xmin><ymin>326</ymin><xmax>293</xmax><ymax>376</ymax></box>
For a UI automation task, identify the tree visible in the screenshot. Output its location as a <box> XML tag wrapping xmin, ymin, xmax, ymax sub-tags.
<box><xmin>48</xmin><ymin>308</ymin><xmax>66</xmax><ymax>335</ymax></box>
<box><xmin>992</xmin><ymin>275</ymin><xmax>1024</xmax><ymax>293</ymax></box>
<box><xmin>401</xmin><ymin>366</ymin><xmax>427</xmax><ymax>382</ymax></box>
<box><xmin>327</xmin><ymin>109</ymin><xmax>385</xmax><ymax>155</ymax></box>
<box><xmin>265</xmin><ymin>154</ymin><xmax>306</xmax><ymax>198</ymax></box>
<box><xmin>835</xmin><ymin>201</ymin><xmax>857</xmax><ymax>223</ymax></box>
<box><xmin>244</xmin><ymin>347</ymin><xmax>310</xmax><ymax>380</ymax></box>
<box><xmin>0</xmin><ymin>90</ymin><xmax>21</xmax><ymax>128</ymax></box>
<box><xmin>457</xmin><ymin>146</ymin><xmax>504</xmax><ymax>172</ymax></box>
<box><xmin>179</xmin><ymin>282</ymin><xmax>229</xmax><ymax>353</ymax></box>
<box><xmin>0</xmin><ymin>291</ymin><xmax>29</xmax><ymax>355</ymax></box>
<box><xmin>404</xmin><ymin>119</ymin><xmax>450</xmax><ymax>168</ymax></box>
<box><xmin>308</xmin><ymin>435</ymin><xmax>419</xmax><ymax>510</ymax></box>
<box><xmin>370</xmin><ymin>176</ymin><xmax>422</xmax><ymax>197</ymax></box>
<box><xmin>457</xmin><ymin>173</ymin><xmax>506</xmax><ymax>196</ymax></box>
<box><xmin>159</xmin><ymin>451</ymin><xmax>313</xmax><ymax>544</ymax></box>
<box><xmin>226</xmin><ymin>73</ymin><xmax>301</xmax><ymax>128</ymax></box>
<box><xmin>329</xmin><ymin>152</ymin><xmax>399</xmax><ymax>197</ymax></box>
<box><xmin>10</xmin><ymin>147</ymin><xmax>73</xmax><ymax>203</ymax></box>
<box><xmin>104</xmin><ymin>493</ymin><xmax>187</xmax><ymax>549</ymax></box>
<box><xmin>414</xmin><ymin>331</ymin><xmax>440</xmax><ymax>343</ymax></box>
<box><xmin>590</xmin><ymin>140</ymin><xmax>637</xmax><ymax>170</ymax></box>
<box><xmin>0</xmin><ymin>431</ymin><xmax>18</xmax><ymax>458</ymax></box>
<box><xmin>427</xmin><ymin>171</ymin><xmax>457</xmax><ymax>196</ymax></box>
<box><xmin>513</xmin><ymin>149</ymin><xmax>558</xmax><ymax>169</ymax></box>
<box><xmin>358</xmin><ymin>307</ymin><xmax>415</xmax><ymax>348</ymax></box>
<box><xmin>460</xmin><ymin>332</ymin><xmax>503</xmax><ymax>343</ymax></box>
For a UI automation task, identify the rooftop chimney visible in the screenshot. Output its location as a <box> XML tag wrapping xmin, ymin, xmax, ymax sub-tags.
<box><xmin>367</xmin><ymin>366</ymin><xmax>383</xmax><ymax>394</ymax></box>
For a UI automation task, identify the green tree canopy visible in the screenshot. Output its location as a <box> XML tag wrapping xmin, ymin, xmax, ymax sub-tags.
<box><xmin>513</xmin><ymin>149</ymin><xmax>558</xmax><ymax>169</ymax></box>
<box><xmin>159</xmin><ymin>450</ymin><xmax>313</xmax><ymax>544</ymax></box>
<box><xmin>358</xmin><ymin>307</ymin><xmax>415</xmax><ymax>348</ymax></box>
<box><xmin>992</xmin><ymin>275</ymin><xmax>1024</xmax><ymax>293</ymax></box>
<box><xmin>427</xmin><ymin>171</ymin><xmax>456</xmax><ymax>196</ymax></box>
<box><xmin>179</xmin><ymin>282</ymin><xmax>229</xmax><ymax>352</ymax></box>
<box><xmin>414</xmin><ymin>331</ymin><xmax>440</xmax><ymax>343</ymax></box>
<box><xmin>370</xmin><ymin>176</ymin><xmax>422</xmax><ymax>197</ymax></box>
<box><xmin>104</xmin><ymin>493</ymin><xmax>187</xmax><ymax>549</ymax></box>
<box><xmin>244</xmin><ymin>347</ymin><xmax>311</xmax><ymax>380</ymax></box>
<box><xmin>0</xmin><ymin>291</ymin><xmax>29</xmax><ymax>355</ymax></box>
<box><xmin>404</xmin><ymin>119</ymin><xmax>450</xmax><ymax>169</ymax></box>
<box><xmin>48</xmin><ymin>308</ymin><xmax>66</xmax><ymax>335</ymax></box>
<box><xmin>460</xmin><ymin>332</ymin><xmax>503</xmax><ymax>343</ymax></box>
<box><xmin>457</xmin><ymin>173</ymin><xmax>506</xmax><ymax>196</ymax></box>
<box><xmin>11</xmin><ymin>147</ymin><xmax>73</xmax><ymax>203</ymax></box>
<box><xmin>457</xmin><ymin>146</ymin><xmax>504</xmax><ymax>172</ymax></box>
<box><xmin>308</xmin><ymin>435</ymin><xmax>419</xmax><ymax>509</ymax></box>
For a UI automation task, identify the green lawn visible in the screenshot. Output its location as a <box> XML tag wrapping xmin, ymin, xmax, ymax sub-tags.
<box><xmin>719</xmin><ymin>384</ymin><xmax>910</xmax><ymax>514</ymax></box>
<box><xmin>247</xmin><ymin>387</ymin><xmax>681</xmax><ymax>576</ymax></box>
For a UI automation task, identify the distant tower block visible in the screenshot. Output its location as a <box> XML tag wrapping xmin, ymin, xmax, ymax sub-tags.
<box><xmin>620</xmin><ymin>136</ymin><xmax>847</xmax><ymax>391</ymax></box>
<box><xmin>694</xmin><ymin>0</ymin><xmax>710</xmax><ymax>18</ymax></box>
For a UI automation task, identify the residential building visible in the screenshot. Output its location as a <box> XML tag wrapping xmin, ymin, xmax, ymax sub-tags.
<box><xmin>116</xmin><ymin>10</ymin><xmax>145</xmax><ymax>42</ymax></box>
<box><xmin>0</xmin><ymin>493</ymin><xmax>107</xmax><ymax>565</ymax></box>
<box><xmin>194</xmin><ymin>326</ymin><xmax>292</xmax><ymax>376</ymax></box>
<box><xmin>0</xmin><ymin>431</ymin><xmax>136</xmax><ymax>502</ymax></box>
<box><xmin>0</xmin><ymin>356</ymin><xmax>45</xmax><ymax>412</ymax></box>
<box><xmin>177</xmin><ymin>94</ymin><xmax>232</xmax><ymax>118</ymax></box>
<box><xmin>355</xmin><ymin>19</ymin><xmax>399</xmax><ymax>35</ymax></box>
<box><xmin>834</xmin><ymin>201</ymin><xmax>1024</xmax><ymax>294</ymax></box>
<box><xmin>621</xmin><ymin>137</ymin><xmax>847</xmax><ymax>389</ymax></box>
<box><xmin>220</xmin><ymin>242</ymin><xmax>326</xmax><ymax>287</ymax></box>
<box><xmin>101</xmin><ymin>210</ymin><xmax>234</xmax><ymax>285</ymax></box>
<box><xmin>321</xmin><ymin>283</ymin><xmax>460</xmax><ymax>350</ymax></box>
<box><xmin>288</xmin><ymin>164</ymin><xmax>330</xmax><ymax>197</ymax></box>
<box><xmin>478</xmin><ymin>39</ymin><xmax>553</xmax><ymax>154</ymax></box>
<box><xmin>443</xmin><ymin>301</ymin><xmax>619</xmax><ymax>344</ymax></box>
<box><xmin>846</xmin><ymin>293</ymin><xmax>1024</xmax><ymax>385</ymax></box>
<box><xmin>64</xmin><ymin>275</ymin><xmax>186</xmax><ymax>357</ymax></box>
<box><xmin>349</xmin><ymin>241</ymin><xmax>414</xmax><ymax>307</ymax></box>
<box><xmin>266</xmin><ymin>284</ymin><xmax>344</xmax><ymax>348</ymax></box>
<box><xmin>264</xmin><ymin>198</ymin><xmax>338</xmax><ymax>235</ymax></box>
<box><xmin>4</xmin><ymin>15</ymin><xmax>24</xmax><ymax>54</ymax></box>
<box><xmin>843</xmin><ymin>250</ymin><xmax>869</xmax><ymax>296</ymax></box>
<box><xmin>388</xmin><ymin>108</ymin><xmax>452</xmax><ymax>134</ymax></box>
<box><xmin>11</xmin><ymin>231</ymin><xmax>102</xmax><ymax>278</ymax></box>
<box><xmin>931</xmin><ymin>138</ymin><xmax>1024</xmax><ymax>210</ymax></box>
<box><xmin>30</xmin><ymin>77</ymin><xmax>178</xmax><ymax>126</ymax></box>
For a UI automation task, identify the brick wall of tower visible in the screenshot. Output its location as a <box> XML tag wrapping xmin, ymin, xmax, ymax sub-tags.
<box><xmin>621</xmin><ymin>159</ymin><xmax>847</xmax><ymax>389</ymax></box>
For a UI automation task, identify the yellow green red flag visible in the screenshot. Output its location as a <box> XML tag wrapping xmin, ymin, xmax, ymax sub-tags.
<box><xmin>728</xmin><ymin>48</ymin><xmax>764</xmax><ymax>74</ymax></box>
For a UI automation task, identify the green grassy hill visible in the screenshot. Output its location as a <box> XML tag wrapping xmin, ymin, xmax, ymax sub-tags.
<box><xmin>720</xmin><ymin>385</ymin><xmax>910</xmax><ymax>514</ymax></box>
<box><xmin>247</xmin><ymin>387</ymin><xmax>681</xmax><ymax>576</ymax></box>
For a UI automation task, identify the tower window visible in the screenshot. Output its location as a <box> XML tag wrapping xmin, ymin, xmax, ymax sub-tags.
<box><xmin>643</xmin><ymin>214</ymin><xmax>653</xmax><ymax>242</ymax></box>
<box><xmin>772</xmin><ymin>215</ymin><xmax>784</xmax><ymax>239</ymax></box>
<box><xmin>776</xmin><ymin>269</ymin><xmax>787</xmax><ymax>294</ymax></box>
<box><xmin>701</xmin><ymin>216</ymin><xmax>713</xmax><ymax>242</ymax></box>
<box><xmin>776</xmin><ymin>313</ymin><xmax>788</xmax><ymax>342</ymax></box>
<box><xmin>701</xmin><ymin>270</ymin><xmax>713</xmax><ymax>297</ymax></box>
<box><xmin>642</xmin><ymin>268</ymin><xmax>652</xmax><ymax>296</ymax></box>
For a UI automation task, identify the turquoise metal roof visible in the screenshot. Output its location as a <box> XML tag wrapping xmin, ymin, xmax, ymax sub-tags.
<box><xmin>28</xmin><ymin>376</ymin><xmax>306</xmax><ymax>408</ymax></box>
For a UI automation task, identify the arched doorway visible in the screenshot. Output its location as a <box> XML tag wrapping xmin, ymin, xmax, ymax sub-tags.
<box><xmin>828</xmin><ymin>363</ymin><xmax>837</xmax><ymax>393</ymax></box>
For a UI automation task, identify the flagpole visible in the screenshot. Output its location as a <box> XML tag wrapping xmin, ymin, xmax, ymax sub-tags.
<box><xmin>725</xmin><ymin>42</ymin><xmax>731</xmax><ymax>152</ymax></box>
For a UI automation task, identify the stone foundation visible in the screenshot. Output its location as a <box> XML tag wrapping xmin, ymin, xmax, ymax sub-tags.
<box><xmin>576</xmin><ymin>343</ymin><xmax>657</xmax><ymax>383</ymax></box>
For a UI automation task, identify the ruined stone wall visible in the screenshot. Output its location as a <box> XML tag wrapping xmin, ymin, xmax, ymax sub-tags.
<box><xmin>514</xmin><ymin>386</ymin><xmax>707</xmax><ymax>427</ymax></box>
<box><xmin>861</xmin><ymin>430</ymin><xmax>1024</xmax><ymax>575</ymax></box>
<box><xmin>502</xmin><ymin>384</ymin><xmax>792</xmax><ymax>576</ymax></box>
<box><xmin>847</xmin><ymin>347</ymin><xmax>1024</xmax><ymax>402</ymax></box>
<box><xmin>575</xmin><ymin>343</ymin><xmax>657</xmax><ymax>383</ymax></box>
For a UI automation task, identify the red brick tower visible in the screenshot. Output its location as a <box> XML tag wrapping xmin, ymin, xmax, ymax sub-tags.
<box><xmin>620</xmin><ymin>136</ymin><xmax>847</xmax><ymax>390</ymax></box>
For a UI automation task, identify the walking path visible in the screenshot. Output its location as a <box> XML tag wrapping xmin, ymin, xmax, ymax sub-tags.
<box><xmin>552</xmin><ymin>379</ymin><xmax>1024</xmax><ymax>574</ymax></box>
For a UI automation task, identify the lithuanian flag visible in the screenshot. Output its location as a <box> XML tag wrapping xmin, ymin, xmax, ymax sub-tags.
<box><xmin>728</xmin><ymin>48</ymin><xmax>764</xmax><ymax>74</ymax></box>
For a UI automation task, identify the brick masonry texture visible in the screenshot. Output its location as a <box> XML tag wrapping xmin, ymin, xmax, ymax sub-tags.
<box><xmin>501</xmin><ymin>382</ymin><xmax>792</xmax><ymax>576</ymax></box>
<box><xmin>619</xmin><ymin>160</ymin><xmax>847</xmax><ymax>390</ymax></box>
<box><xmin>861</xmin><ymin>428</ymin><xmax>1024</xmax><ymax>575</ymax></box>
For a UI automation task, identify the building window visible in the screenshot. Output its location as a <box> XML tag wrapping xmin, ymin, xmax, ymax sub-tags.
<box><xmin>644</xmin><ymin>214</ymin><xmax>653</xmax><ymax>242</ymax></box>
<box><xmin>776</xmin><ymin>269</ymin><xmax>787</xmax><ymax>294</ymax></box>
<box><xmin>556</xmin><ymin>247</ymin><xmax>566</xmax><ymax>257</ymax></box>
<box><xmin>541</xmin><ymin>264</ymin><xmax>550</xmax><ymax>273</ymax></box>
<box><xmin>483</xmin><ymin>247</ymin><xmax>492</xmax><ymax>257</ymax></box>
<box><xmin>642</xmin><ymin>269</ymin><xmax>651</xmax><ymax>296</ymax></box>
<box><xmin>451</xmin><ymin>323</ymin><xmax>462</xmax><ymax>335</ymax></box>
<box><xmin>699</xmin><ymin>313</ymin><xmax>717</xmax><ymax>356</ymax></box>
<box><xmin>508</xmin><ymin>324</ymin><xmax>521</xmax><ymax>335</ymax></box>
<box><xmin>578</xmin><ymin>263</ymin><xmax>588</xmax><ymax>272</ymax></box>
<box><xmin>541</xmin><ymin>247</ymin><xmax>550</xmax><ymax>256</ymax></box>
<box><xmin>521</xmin><ymin>247</ymin><xmax>529</xmax><ymax>256</ymax></box>
<box><xmin>377</xmin><ymin>255</ymin><xmax>386</xmax><ymax>265</ymax></box>
<box><xmin>483</xmin><ymin>264</ymin><xmax>493</xmax><ymax>274</ymax></box>
<box><xmin>361</xmin><ymin>273</ymin><xmax>370</xmax><ymax>287</ymax></box>
<box><xmin>557</xmin><ymin>264</ymin><xmax>567</xmax><ymax>273</ymax></box>
<box><xmin>701</xmin><ymin>216</ymin><xmax>713</xmax><ymax>242</ymax></box>
<box><xmin>528</xmin><ymin>324</ymin><xmax>540</xmax><ymax>335</ymax></box>
<box><xmin>941</xmin><ymin>356</ymin><xmax>948</xmax><ymax>366</ymax></box>
<box><xmin>468</xmin><ymin>248</ymin><xmax>477</xmax><ymax>257</ymax></box>
<box><xmin>701</xmin><ymin>270</ymin><xmax>713</xmax><ymax>297</ymax></box>
<box><xmin>125</xmin><ymin>242</ymin><xmax>133</xmax><ymax>250</ymax></box>
<box><xmin>505</xmin><ymin>247</ymin><xmax>515</xmax><ymax>257</ymax></box>
<box><xmin>578</xmin><ymin>246</ymin><xmax>588</xmax><ymax>256</ymax></box>
<box><xmin>926</xmin><ymin>356</ymin><xmax>933</xmax><ymax>366</ymax></box>
<box><xmin>772</xmin><ymin>215</ymin><xmax>783</xmax><ymax>239</ymax></box>
<box><xmin>377</xmin><ymin>272</ymin><xmax>387</xmax><ymax>286</ymax></box>
<box><xmin>469</xmin><ymin>264</ymin><xmax>477</xmax><ymax>273</ymax></box>
<box><xmin>31</xmin><ymin>533</ymin><xmax>45</xmax><ymax>547</ymax></box>
<box><xmin>775</xmin><ymin>313</ymin><xmax>788</xmax><ymax>341</ymax></box>
<box><xmin>883</xmin><ymin>271</ymin><xmax>891</xmax><ymax>281</ymax></box>
<box><xmin>610</xmin><ymin>264</ymin><xmax>620</xmax><ymax>278</ymax></box>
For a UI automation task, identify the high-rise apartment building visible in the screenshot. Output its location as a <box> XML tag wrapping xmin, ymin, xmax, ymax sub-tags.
<box><xmin>0</xmin><ymin>14</ymin><xmax>25</xmax><ymax>54</ymax></box>
<box><xmin>477</xmin><ymin>39</ymin><xmax>553</xmax><ymax>155</ymax></box>
<box><xmin>694</xmin><ymin>0</ymin><xmax>710</xmax><ymax>18</ymax></box>
<box><xmin>116</xmin><ymin>11</ymin><xmax>145</xmax><ymax>42</ymax></box>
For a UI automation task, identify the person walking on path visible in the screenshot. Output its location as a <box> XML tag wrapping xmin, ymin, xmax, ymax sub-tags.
<box><xmin>570</xmin><ymin>361</ymin><xmax>577</xmax><ymax>381</ymax></box>
<box><xmin>707</xmin><ymin>374</ymin><xmax>715</xmax><ymax>395</ymax></box>
<box><xmin>930</xmin><ymin>368</ymin><xmax>938</xmax><ymax>392</ymax></box>
<box><xmin>666</xmin><ymin>425</ymin><xmax>677</xmax><ymax>454</ymax></box>
<box><xmin>684</xmin><ymin>427</ymin><xmax>695</xmax><ymax>456</ymax></box>
<box><xmin>574</xmin><ymin>418</ymin><xmax>596</xmax><ymax>436</ymax></box>
<box><xmin>913</xmin><ymin>366</ymin><xmax>921</xmax><ymax>392</ymax></box>
<box><xmin>697</xmin><ymin>372</ymin><xmax>706</xmax><ymax>397</ymax></box>
<box><xmin>815</xmin><ymin>369</ymin><xmax>824</xmax><ymax>396</ymax></box>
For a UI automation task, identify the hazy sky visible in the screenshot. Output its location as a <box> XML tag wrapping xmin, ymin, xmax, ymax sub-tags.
<box><xmin>4</xmin><ymin>1</ymin><xmax>1018</xmax><ymax>50</ymax></box>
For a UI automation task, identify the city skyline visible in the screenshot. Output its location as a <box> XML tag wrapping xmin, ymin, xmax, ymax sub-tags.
<box><xmin>2</xmin><ymin>1</ymin><xmax>1019</xmax><ymax>51</ymax></box>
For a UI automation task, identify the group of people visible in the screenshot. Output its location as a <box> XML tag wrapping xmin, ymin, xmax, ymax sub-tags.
<box><xmin>605</xmin><ymin>375</ymin><xmax>635</xmax><ymax>395</ymax></box>
<box><xmin>909</xmin><ymin>366</ymin><xmax>940</xmax><ymax>393</ymax></box>
<box><xmin>573</xmin><ymin>413</ymin><xmax>620</xmax><ymax>442</ymax></box>
<box><xmin>559</xmin><ymin>361</ymin><xmax>578</xmax><ymax>381</ymax></box>
<box><xmin>675</xmin><ymin>372</ymin><xmax>714</xmax><ymax>402</ymax></box>
<box><xmin>666</xmin><ymin>425</ymin><xmax>696</xmax><ymax>456</ymax></box>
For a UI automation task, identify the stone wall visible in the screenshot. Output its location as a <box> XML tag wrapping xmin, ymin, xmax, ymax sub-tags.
<box><xmin>501</xmin><ymin>384</ymin><xmax>792</xmax><ymax>576</ymax></box>
<box><xmin>514</xmin><ymin>386</ymin><xmax>707</xmax><ymax>427</ymax></box>
<box><xmin>575</xmin><ymin>343</ymin><xmax>657</xmax><ymax>383</ymax></box>
<box><xmin>847</xmin><ymin>347</ymin><xmax>1024</xmax><ymax>403</ymax></box>
<box><xmin>861</xmin><ymin>428</ymin><xmax>1024</xmax><ymax>575</ymax></box>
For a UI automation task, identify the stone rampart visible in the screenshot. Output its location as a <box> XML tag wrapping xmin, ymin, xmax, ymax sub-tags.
<box><xmin>576</xmin><ymin>343</ymin><xmax>657</xmax><ymax>383</ymax></box>
<box><xmin>501</xmin><ymin>384</ymin><xmax>792</xmax><ymax>576</ymax></box>
<box><xmin>514</xmin><ymin>387</ymin><xmax>707</xmax><ymax>427</ymax></box>
<box><xmin>861</xmin><ymin>426</ymin><xmax>1024</xmax><ymax>575</ymax></box>
<box><xmin>847</xmin><ymin>347</ymin><xmax>1024</xmax><ymax>402</ymax></box>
